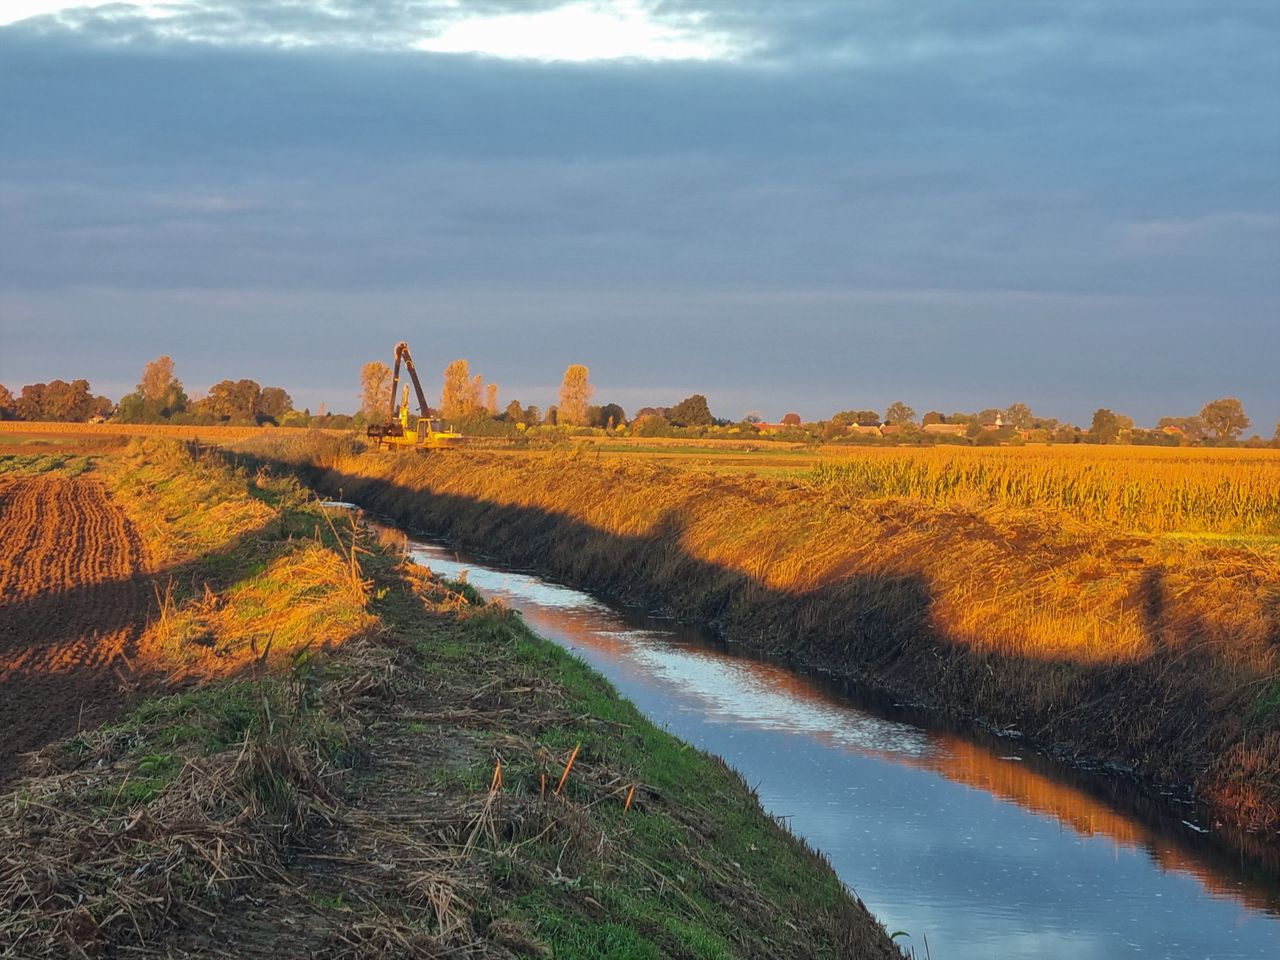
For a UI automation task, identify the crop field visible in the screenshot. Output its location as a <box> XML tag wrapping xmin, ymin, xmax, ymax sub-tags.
<box><xmin>0</xmin><ymin>472</ymin><xmax>153</xmax><ymax>781</ymax></box>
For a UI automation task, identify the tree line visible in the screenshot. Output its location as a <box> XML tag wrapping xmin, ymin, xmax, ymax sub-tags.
<box><xmin>0</xmin><ymin>356</ymin><xmax>346</xmax><ymax>428</ymax></box>
<box><xmin>3</xmin><ymin>354</ymin><xmax>1277</xmax><ymax>447</ymax></box>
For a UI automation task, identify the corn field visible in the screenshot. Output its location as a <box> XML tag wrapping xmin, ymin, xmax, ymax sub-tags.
<box><xmin>808</xmin><ymin>446</ymin><xmax>1280</xmax><ymax>535</ymax></box>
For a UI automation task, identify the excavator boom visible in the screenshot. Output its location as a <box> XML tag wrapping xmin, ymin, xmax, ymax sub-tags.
<box><xmin>367</xmin><ymin>341</ymin><xmax>464</xmax><ymax>451</ymax></box>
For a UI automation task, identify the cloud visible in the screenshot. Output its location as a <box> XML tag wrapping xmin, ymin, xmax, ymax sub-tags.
<box><xmin>4</xmin><ymin>0</ymin><xmax>754</xmax><ymax>61</ymax></box>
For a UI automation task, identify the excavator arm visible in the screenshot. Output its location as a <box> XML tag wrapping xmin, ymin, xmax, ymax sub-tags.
<box><xmin>394</xmin><ymin>341</ymin><xmax>432</xmax><ymax>420</ymax></box>
<box><xmin>369</xmin><ymin>340</ymin><xmax>461</xmax><ymax>450</ymax></box>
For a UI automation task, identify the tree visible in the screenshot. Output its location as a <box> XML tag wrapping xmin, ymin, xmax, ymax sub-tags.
<box><xmin>204</xmin><ymin>379</ymin><xmax>261</xmax><ymax>422</ymax></box>
<box><xmin>922</xmin><ymin>410</ymin><xmax>944</xmax><ymax>425</ymax></box>
<box><xmin>1088</xmin><ymin>408</ymin><xmax>1121</xmax><ymax>444</ymax></box>
<box><xmin>598</xmin><ymin>403</ymin><xmax>626</xmax><ymax>428</ymax></box>
<box><xmin>545</xmin><ymin>405</ymin><xmax>558</xmax><ymax>426</ymax></box>
<box><xmin>440</xmin><ymin>359</ymin><xmax>476</xmax><ymax>420</ymax></box>
<box><xmin>884</xmin><ymin>401</ymin><xmax>916</xmax><ymax>426</ymax></box>
<box><xmin>1003</xmin><ymin>402</ymin><xmax>1034</xmax><ymax>429</ymax></box>
<box><xmin>485</xmin><ymin>383</ymin><xmax>499</xmax><ymax>416</ymax></box>
<box><xmin>15</xmin><ymin>383</ymin><xmax>46</xmax><ymax>420</ymax></box>
<box><xmin>831</xmin><ymin>410</ymin><xmax>879</xmax><ymax>426</ymax></box>
<box><xmin>141</xmin><ymin>356</ymin><xmax>178</xmax><ymax>403</ymax></box>
<box><xmin>504</xmin><ymin>399</ymin><xmax>524</xmax><ymax>422</ymax></box>
<box><xmin>523</xmin><ymin>405</ymin><xmax>541</xmax><ymax>426</ymax></box>
<box><xmin>258</xmin><ymin>386</ymin><xmax>293</xmax><ymax>422</ymax></box>
<box><xmin>360</xmin><ymin>361</ymin><xmax>392</xmax><ymax>424</ymax></box>
<box><xmin>1199</xmin><ymin>397</ymin><xmax>1250</xmax><ymax>442</ymax></box>
<box><xmin>0</xmin><ymin>384</ymin><xmax>14</xmax><ymax>420</ymax></box>
<box><xmin>116</xmin><ymin>356</ymin><xmax>188</xmax><ymax>422</ymax></box>
<box><xmin>978</xmin><ymin>408</ymin><xmax>1003</xmax><ymax>425</ymax></box>
<box><xmin>669</xmin><ymin>394</ymin><xmax>713</xmax><ymax>427</ymax></box>
<box><xmin>558</xmin><ymin>364</ymin><xmax>593</xmax><ymax>425</ymax></box>
<box><xmin>781</xmin><ymin>412</ymin><xmax>802</xmax><ymax>426</ymax></box>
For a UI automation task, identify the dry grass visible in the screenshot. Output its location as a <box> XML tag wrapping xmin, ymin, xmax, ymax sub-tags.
<box><xmin>250</xmin><ymin>440</ymin><xmax>1280</xmax><ymax>834</ymax></box>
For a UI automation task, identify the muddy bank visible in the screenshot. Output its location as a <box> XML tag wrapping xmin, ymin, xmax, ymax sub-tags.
<box><xmin>253</xmin><ymin>443</ymin><xmax>1279</xmax><ymax>838</ymax></box>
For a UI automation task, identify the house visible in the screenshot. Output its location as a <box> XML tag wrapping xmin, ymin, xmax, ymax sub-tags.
<box><xmin>879</xmin><ymin>423</ymin><xmax>902</xmax><ymax>436</ymax></box>
<box><xmin>849</xmin><ymin>423</ymin><xmax>882</xmax><ymax>436</ymax></box>
<box><xmin>922</xmin><ymin>422</ymin><xmax>967</xmax><ymax>437</ymax></box>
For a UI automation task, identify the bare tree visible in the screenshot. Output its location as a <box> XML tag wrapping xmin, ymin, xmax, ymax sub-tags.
<box><xmin>558</xmin><ymin>364</ymin><xmax>593</xmax><ymax>425</ymax></box>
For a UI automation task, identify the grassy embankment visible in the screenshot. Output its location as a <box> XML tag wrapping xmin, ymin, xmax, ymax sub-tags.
<box><xmin>0</xmin><ymin>440</ymin><xmax>899</xmax><ymax>959</ymax></box>
<box><xmin>248</xmin><ymin>437</ymin><xmax>1280</xmax><ymax>836</ymax></box>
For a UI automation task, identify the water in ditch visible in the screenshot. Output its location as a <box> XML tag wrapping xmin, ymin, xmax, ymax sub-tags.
<box><xmin>392</xmin><ymin>530</ymin><xmax>1279</xmax><ymax>959</ymax></box>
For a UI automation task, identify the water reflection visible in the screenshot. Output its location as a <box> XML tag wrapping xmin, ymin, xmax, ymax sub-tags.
<box><xmin>398</xmin><ymin>534</ymin><xmax>1280</xmax><ymax>960</ymax></box>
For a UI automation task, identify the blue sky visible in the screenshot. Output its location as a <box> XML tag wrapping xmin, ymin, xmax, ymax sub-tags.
<box><xmin>1</xmin><ymin>1</ymin><xmax>1277</xmax><ymax>426</ymax></box>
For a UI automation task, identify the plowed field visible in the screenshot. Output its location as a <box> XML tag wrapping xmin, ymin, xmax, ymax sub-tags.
<box><xmin>0</xmin><ymin>474</ymin><xmax>153</xmax><ymax>782</ymax></box>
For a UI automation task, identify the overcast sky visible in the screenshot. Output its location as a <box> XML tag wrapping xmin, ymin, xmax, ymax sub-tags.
<box><xmin>1</xmin><ymin>1</ymin><xmax>1277</xmax><ymax>426</ymax></box>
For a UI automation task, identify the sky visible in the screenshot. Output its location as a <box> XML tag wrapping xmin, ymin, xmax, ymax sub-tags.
<box><xmin>1</xmin><ymin>0</ymin><xmax>1277</xmax><ymax>427</ymax></box>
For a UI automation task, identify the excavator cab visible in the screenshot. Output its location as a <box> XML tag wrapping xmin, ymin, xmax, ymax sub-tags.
<box><xmin>366</xmin><ymin>342</ymin><xmax>464</xmax><ymax>451</ymax></box>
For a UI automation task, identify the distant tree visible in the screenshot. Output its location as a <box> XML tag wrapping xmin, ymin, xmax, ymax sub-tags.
<box><xmin>921</xmin><ymin>410</ymin><xmax>944</xmax><ymax>425</ymax></box>
<box><xmin>558</xmin><ymin>364</ymin><xmax>593</xmax><ymax>425</ymax></box>
<box><xmin>523</xmin><ymin>404</ymin><xmax>541</xmax><ymax>426</ymax></box>
<box><xmin>545</xmin><ymin>405</ymin><xmax>558</xmax><ymax>426</ymax></box>
<box><xmin>38</xmin><ymin>379</ymin><xmax>95</xmax><ymax>421</ymax></box>
<box><xmin>141</xmin><ymin>356</ymin><xmax>180</xmax><ymax>405</ymax></box>
<box><xmin>116</xmin><ymin>357</ymin><xmax>189</xmax><ymax>422</ymax></box>
<box><xmin>884</xmin><ymin>401</ymin><xmax>916</xmax><ymax>426</ymax></box>
<box><xmin>1273</xmin><ymin>419</ymin><xmax>1280</xmax><ymax>446</ymax></box>
<box><xmin>585</xmin><ymin>405</ymin><xmax>604</xmax><ymax>427</ymax></box>
<box><xmin>831</xmin><ymin>410</ymin><xmax>879</xmax><ymax>426</ymax></box>
<box><xmin>204</xmin><ymin>379</ymin><xmax>261</xmax><ymax>422</ymax></box>
<box><xmin>504</xmin><ymin>399</ymin><xmax>523</xmax><ymax>422</ymax></box>
<box><xmin>1003</xmin><ymin>402</ymin><xmax>1034</xmax><ymax>429</ymax></box>
<box><xmin>742</xmin><ymin>411</ymin><xmax>762</xmax><ymax>424</ymax></box>
<box><xmin>15</xmin><ymin>383</ymin><xmax>46</xmax><ymax>421</ymax></box>
<box><xmin>440</xmin><ymin>359</ymin><xmax>475</xmax><ymax>420</ymax></box>
<box><xmin>360</xmin><ymin>360</ymin><xmax>392</xmax><ymax>424</ymax></box>
<box><xmin>781</xmin><ymin>412</ymin><xmax>803</xmax><ymax>426</ymax></box>
<box><xmin>1088</xmin><ymin>408</ymin><xmax>1121</xmax><ymax>444</ymax></box>
<box><xmin>258</xmin><ymin>386</ymin><xmax>293</xmax><ymax>422</ymax></box>
<box><xmin>0</xmin><ymin>384</ymin><xmax>14</xmax><ymax>420</ymax></box>
<box><xmin>598</xmin><ymin>403</ymin><xmax>626</xmax><ymax>428</ymax></box>
<box><xmin>634</xmin><ymin>407</ymin><xmax>670</xmax><ymax>419</ymax></box>
<box><xmin>669</xmin><ymin>394</ymin><xmax>713</xmax><ymax>427</ymax></box>
<box><xmin>485</xmin><ymin>383</ymin><xmax>499</xmax><ymax>416</ymax></box>
<box><xmin>1199</xmin><ymin>397</ymin><xmax>1250</xmax><ymax>442</ymax></box>
<box><xmin>978</xmin><ymin>408</ymin><xmax>1004</xmax><ymax>425</ymax></box>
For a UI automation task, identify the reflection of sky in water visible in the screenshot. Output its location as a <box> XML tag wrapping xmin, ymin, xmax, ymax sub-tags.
<box><xmin>407</xmin><ymin>541</ymin><xmax>1280</xmax><ymax>960</ymax></box>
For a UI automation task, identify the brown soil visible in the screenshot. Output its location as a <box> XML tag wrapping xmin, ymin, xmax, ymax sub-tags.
<box><xmin>0</xmin><ymin>475</ymin><xmax>154</xmax><ymax>783</ymax></box>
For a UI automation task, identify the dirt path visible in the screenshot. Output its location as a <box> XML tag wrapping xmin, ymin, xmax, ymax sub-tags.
<box><xmin>0</xmin><ymin>474</ymin><xmax>154</xmax><ymax>782</ymax></box>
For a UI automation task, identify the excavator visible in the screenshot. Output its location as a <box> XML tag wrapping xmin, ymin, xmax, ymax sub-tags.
<box><xmin>366</xmin><ymin>341</ymin><xmax>464</xmax><ymax>451</ymax></box>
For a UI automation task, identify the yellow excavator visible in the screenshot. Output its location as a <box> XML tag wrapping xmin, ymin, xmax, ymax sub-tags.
<box><xmin>366</xmin><ymin>341</ymin><xmax>464</xmax><ymax>451</ymax></box>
